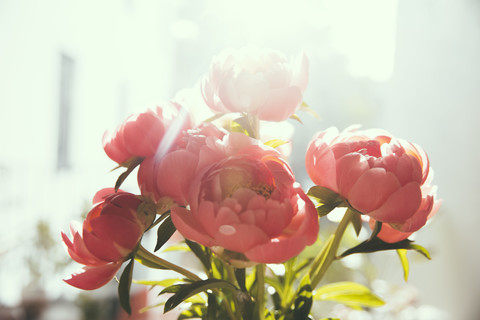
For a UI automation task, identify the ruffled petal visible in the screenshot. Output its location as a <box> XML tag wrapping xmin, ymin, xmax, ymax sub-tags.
<box><xmin>305</xmin><ymin>138</ymin><xmax>338</xmax><ymax>192</ymax></box>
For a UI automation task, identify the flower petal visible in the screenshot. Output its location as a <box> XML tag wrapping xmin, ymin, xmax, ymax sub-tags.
<box><xmin>64</xmin><ymin>263</ymin><xmax>122</xmax><ymax>290</ymax></box>
<box><xmin>171</xmin><ymin>206</ymin><xmax>216</xmax><ymax>247</ymax></box>
<box><xmin>348</xmin><ymin>168</ymin><xmax>401</xmax><ymax>213</ymax></box>
<box><xmin>368</xmin><ymin>181</ymin><xmax>422</xmax><ymax>223</ymax></box>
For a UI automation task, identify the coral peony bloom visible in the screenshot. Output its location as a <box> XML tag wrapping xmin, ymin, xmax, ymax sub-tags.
<box><xmin>201</xmin><ymin>46</ymin><xmax>309</xmax><ymax>122</ymax></box>
<box><xmin>62</xmin><ymin>189</ymin><xmax>155</xmax><ymax>290</ymax></box>
<box><xmin>305</xmin><ymin>126</ymin><xmax>439</xmax><ymax>235</ymax></box>
<box><xmin>137</xmin><ymin>123</ymin><xmax>227</xmax><ymax>206</ymax></box>
<box><xmin>171</xmin><ymin>133</ymin><xmax>319</xmax><ymax>265</ymax></box>
<box><xmin>103</xmin><ymin>102</ymin><xmax>192</xmax><ymax>165</ymax></box>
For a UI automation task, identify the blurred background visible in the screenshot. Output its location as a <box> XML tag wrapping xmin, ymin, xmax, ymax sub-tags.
<box><xmin>1</xmin><ymin>0</ymin><xmax>479</xmax><ymax>319</ymax></box>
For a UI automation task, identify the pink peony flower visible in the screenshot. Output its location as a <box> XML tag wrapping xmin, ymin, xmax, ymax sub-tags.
<box><xmin>62</xmin><ymin>189</ymin><xmax>155</xmax><ymax>290</ymax></box>
<box><xmin>201</xmin><ymin>46</ymin><xmax>309</xmax><ymax>122</ymax></box>
<box><xmin>103</xmin><ymin>102</ymin><xmax>192</xmax><ymax>165</ymax></box>
<box><xmin>137</xmin><ymin>123</ymin><xmax>227</xmax><ymax>206</ymax></box>
<box><xmin>305</xmin><ymin>126</ymin><xmax>439</xmax><ymax>236</ymax></box>
<box><xmin>170</xmin><ymin>133</ymin><xmax>319</xmax><ymax>265</ymax></box>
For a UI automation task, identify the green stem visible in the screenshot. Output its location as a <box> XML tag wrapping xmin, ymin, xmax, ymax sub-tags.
<box><xmin>255</xmin><ymin>264</ymin><xmax>265</xmax><ymax>320</ymax></box>
<box><xmin>310</xmin><ymin>209</ymin><xmax>354</xmax><ymax>289</ymax></box>
<box><xmin>225</xmin><ymin>265</ymin><xmax>243</xmax><ymax>320</ymax></box>
<box><xmin>135</xmin><ymin>245</ymin><xmax>201</xmax><ymax>281</ymax></box>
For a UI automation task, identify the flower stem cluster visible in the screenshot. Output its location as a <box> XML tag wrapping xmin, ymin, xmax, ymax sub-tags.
<box><xmin>61</xmin><ymin>46</ymin><xmax>440</xmax><ymax>319</ymax></box>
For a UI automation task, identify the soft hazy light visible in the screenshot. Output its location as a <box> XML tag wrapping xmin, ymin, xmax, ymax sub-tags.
<box><xmin>208</xmin><ymin>0</ymin><xmax>398</xmax><ymax>82</ymax></box>
<box><xmin>171</xmin><ymin>19</ymin><xmax>199</xmax><ymax>40</ymax></box>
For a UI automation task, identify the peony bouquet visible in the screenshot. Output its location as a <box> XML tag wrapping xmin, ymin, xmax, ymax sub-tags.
<box><xmin>62</xmin><ymin>46</ymin><xmax>440</xmax><ymax>319</ymax></box>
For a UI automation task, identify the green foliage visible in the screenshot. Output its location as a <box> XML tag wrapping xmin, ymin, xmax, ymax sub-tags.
<box><xmin>397</xmin><ymin>249</ymin><xmax>410</xmax><ymax>281</ymax></box>
<box><xmin>185</xmin><ymin>240</ymin><xmax>212</xmax><ymax>272</ymax></box>
<box><xmin>118</xmin><ymin>258</ymin><xmax>135</xmax><ymax>315</ymax></box>
<box><xmin>313</xmin><ymin>281</ymin><xmax>384</xmax><ymax>309</ymax></box>
<box><xmin>293</xmin><ymin>275</ymin><xmax>313</xmax><ymax>320</ymax></box>
<box><xmin>307</xmin><ymin>186</ymin><xmax>346</xmax><ymax>217</ymax></box>
<box><xmin>349</xmin><ymin>208</ymin><xmax>363</xmax><ymax>236</ymax></box>
<box><xmin>289</xmin><ymin>114</ymin><xmax>303</xmax><ymax>124</ymax></box>
<box><xmin>160</xmin><ymin>279</ymin><xmax>239</xmax><ymax>313</ymax></box>
<box><xmin>154</xmin><ymin>215</ymin><xmax>176</xmax><ymax>252</ymax></box>
<box><xmin>133</xmin><ymin>278</ymin><xmax>183</xmax><ymax>287</ymax></box>
<box><xmin>264</xmin><ymin>139</ymin><xmax>289</xmax><ymax>149</ymax></box>
<box><xmin>114</xmin><ymin>157</ymin><xmax>143</xmax><ymax>191</ymax></box>
<box><xmin>339</xmin><ymin>237</ymin><xmax>431</xmax><ymax>260</ymax></box>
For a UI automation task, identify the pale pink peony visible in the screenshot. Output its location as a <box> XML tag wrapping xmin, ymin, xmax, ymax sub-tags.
<box><xmin>170</xmin><ymin>133</ymin><xmax>319</xmax><ymax>265</ymax></box>
<box><xmin>305</xmin><ymin>126</ymin><xmax>439</xmax><ymax>236</ymax></box>
<box><xmin>103</xmin><ymin>102</ymin><xmax>192</xmax><ymax>165</ymax></box>
<box><xmin>201</xmin><ymin>46</ymin><xmax>309</xmax><ymax>122</ymax></box>
<box><xmin>62</xmin><ymin>189</ymin><xmax>155</xmax><ymax>290</ymax></box>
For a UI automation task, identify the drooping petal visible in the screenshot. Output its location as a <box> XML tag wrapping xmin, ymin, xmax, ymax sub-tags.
<box><xmin>214</xmin><ymin>223</ymin><xmax>270</xmax><ymax>253</ymax></box>
<box><xmin>170</xmin><ymin>206</ymin><xmax>216</xmax><ymax>247</ymax></box>
<box><xmin>245</xmin><ymin>236</ymin><xmax>308</xmax><ymax>264</ymax></box>
<box><xmin>64</xmin><ymin>263</ymin><xmax>122</xmax><ymax>290</ymax></box>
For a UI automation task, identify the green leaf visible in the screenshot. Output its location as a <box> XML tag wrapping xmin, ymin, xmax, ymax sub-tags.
<box><xmin>307</xmin><ymin>186</ymin><xmax>345</xmax><ymax>217</ymax></box>
<box><xmin>349</xmin><ymin>209</ymin><xmax>363</xmax><ymax>236</ymax></box>
<box><xmin>397</xmin><ymin>249</ymin><xmax>409</xmax><ymax>281</ymax></box>
<box><xmin>162</xmin><ymin>279</ymin><xmax>239</xmax><ymax>313</ymax></box>
<box><xmin>185</xmin><ymin>240</ymin><xmax>211</xmax><ymax>272</ymax></box>
<box><xmin>299</xmin><ymin>101</ymin><xmax>320</xmax><ymax>119</ymax></box>
<box><xmin>313</xmin><ymin>281</ymin><xmax>384</xmax><ymax>308</ymax></box>
<box><xmin>307</xmin><ymin>186</ymin><xmax>343</xmax><ymax>205</ymax></box>
<box><xmin>178</xmin><ymin>304</ymin><xmax>205</xmax><ymax>319</ymax></box>
<box><xmin>369</xmin><ymin>221</ymin><xmax>383</xmax><ymax>240</ymax></box>
<box><xmin>206</xmin><ymin>293</ymin><xmax>218</xmax><ymax>320</ymax></box>
<box><xmin>162</xmin><ymin>244</ymin><xmax>190</xmax><ymax>252</ymax></box>
<box><xmin>408</xmin><ymin>243</ymin><xmax>431</xmax><ymax>259</ymax></box>
<box><xmin>133</xmin><ymin>278</ymin><xmax>183</xmax><ymax>287</ymax></box>
<box><xmin>235</xmin><ymin>268</ymin><xmax>247</xmax><ymax>292</ymax></box>
<box><xmin>264</xmin><ymin>139</ymin><xmax>289</xmax><ymax>149</ymax></box>
<box><xmin>154</xmin><ymin>216</ymin><xmax>176</xmax><ymax>252</ymax></box>
<box><xmin>118</xmin><ymin>258</ymin><xmax>134</xmax><ymax>315</ymax></box>
<box><xmin>265</xmin><ymin>310</ymin><xmax>276</xmax><ymax>320</ymax></box>
<box><xmin>339</xmin><ymin>237</ymin><xmax>432</xmax><ymax>260</ymax></box>
<box><xmin>289</xmin><ymin>113</ymin><xmax>303</xmax><ymax>124</ymax></box>
<box><xmin>294</xmin><ymin>274</ymin><xmax>313</xmax><ymax>320</ymax></box>
<box><xmin>114</xmin><ymin>157</ymin><xmax>143</xmax><ymax>191</ymax></box>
